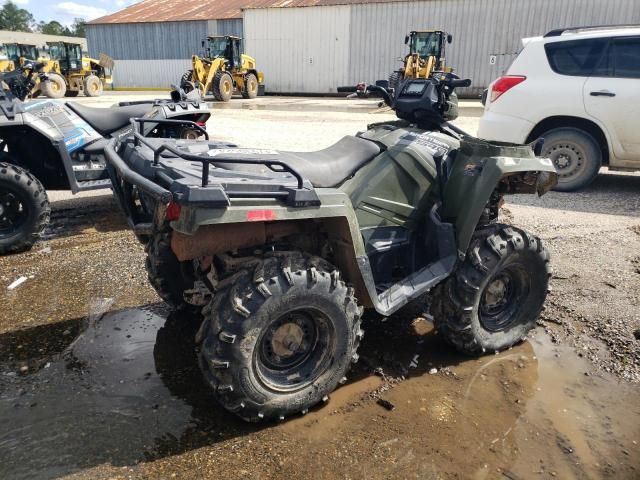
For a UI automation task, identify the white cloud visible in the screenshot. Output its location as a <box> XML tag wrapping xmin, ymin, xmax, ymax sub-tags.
<box><xmin>12</xmin><ymin>0</ymin><xmax>30</xmax><ymax>4</ymax></box>
<box><xmin>55</xmin><ymin>2</ymin><xmax>108</xmax><ymax>20</ymax></box>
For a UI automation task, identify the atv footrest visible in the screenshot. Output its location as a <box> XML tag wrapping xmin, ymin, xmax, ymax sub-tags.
<box><xmin>76</xmin><ymin>179</ymin><xmax>111</xmax><ymax>191</ymax></box>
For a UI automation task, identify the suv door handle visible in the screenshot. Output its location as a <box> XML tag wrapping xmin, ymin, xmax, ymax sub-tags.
<box><xmin>590</xmin><ymin>90</ymin><xmax>616</xmax><ymax>97</ymax></box>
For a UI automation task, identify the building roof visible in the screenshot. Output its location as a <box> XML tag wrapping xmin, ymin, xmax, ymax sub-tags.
<box><xmin>89</xmin><ymin>0</ymin><xmax>403</xmax><ymax>24</ymax></box>
<box><xmin>0</xmin><ymin>30</ymin><xmax>87</xmax><ymax>49</ymax></box>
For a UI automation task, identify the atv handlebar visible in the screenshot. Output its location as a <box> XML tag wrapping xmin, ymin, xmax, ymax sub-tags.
<box><xmin>337</xmin><ymin>86</ymin><xmax>358</xmax><ymax>93</ymax></box>
<box><xmin>447</xmin><ymin>78</ymin><xmax>472</xmax><ymax>88</ymax></box>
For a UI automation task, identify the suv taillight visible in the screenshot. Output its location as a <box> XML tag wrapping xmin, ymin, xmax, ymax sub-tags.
<box><xmin>490</xmin><ymin>75</ymin><xmax>526</xmax><ymax>102</ymax></box>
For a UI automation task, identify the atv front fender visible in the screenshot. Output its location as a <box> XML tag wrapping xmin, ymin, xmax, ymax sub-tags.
<box><xmin>441</xmin><ymin>137</ymin><xmax>557</xmax><ymax>255</ymax></box>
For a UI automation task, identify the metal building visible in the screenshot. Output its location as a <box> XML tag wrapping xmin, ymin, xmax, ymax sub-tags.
<box><xmin>0</xmin><ymin>30</ymin><xmax>87</xmax><ymax>55</ymax></box>
<box><xmin>244</xmin><ymin>0</ymin><xmax>640</xmax><ymax>96</ymax></box>
<box><xmin>88</xmin><ymin>0</ymin><xmax>640</xmax><ymax>93</ymax></box>
<box><xmin>86</xmin><ymin>0</ymin><xmax>245</xmax><ymax>88</ymax></box>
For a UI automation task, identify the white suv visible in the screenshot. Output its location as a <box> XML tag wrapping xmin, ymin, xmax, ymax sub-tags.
<box><xmin>478</xmin><ymin>26</ymin><xmax>640</xmax><ymax>191</ymax></box>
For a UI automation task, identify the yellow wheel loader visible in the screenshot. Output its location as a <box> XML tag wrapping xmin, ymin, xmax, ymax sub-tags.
<box><xmin>0</xmin><ymin>43</ymin><xmax>39</xmax><ymax>72</ymax></box>
<box><xmin>38</xmin><ymin>42</ymin><xmax>113</xmax><ymax>98</ymax></box>
<box><xmin>388</xmin><ymin>30</ymin><xmax>453</xmax><ymax>93</ymax></box>
<box><xmin>180</xmin><ymin>35</ymin><xmax>263</xmax><ymax>102</ymax></box>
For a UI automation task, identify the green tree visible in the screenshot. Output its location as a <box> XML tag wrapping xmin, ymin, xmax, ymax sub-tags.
<box><xmin>71</xmin><ymin>18</ymin><xmax>86</xmax><ymax>37</ymax></box>
<box><xmin>39</xmin><ymin>20</ymin><xmax>71</xmax><ymax>36</ymax></box>
<box><xmin>0</xmin><ymin>1</ymin><xmax>35</xmax><ymax>32</ymax></box>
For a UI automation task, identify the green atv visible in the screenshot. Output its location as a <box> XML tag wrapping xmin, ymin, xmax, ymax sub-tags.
<box><xmin>106</xmin><ymin>74</ymin><xmax>557</xmax><ymax>422</ymax></box>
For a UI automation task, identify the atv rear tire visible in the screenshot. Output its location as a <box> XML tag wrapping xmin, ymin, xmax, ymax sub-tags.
<box><xmin>42</xmin><ymin>73</ymin><xmax>66</xmax><ymax>99</ymax></box>
<box><xmin>145</xmin><ymin>232</ymin><xmax>196</xmax><ymax>309</ymax></box>
<box><xmin>541</xmin><ymin>127</ymin><xmax>602</xmax><ymax>191</ymax></box>
<box><xmin>83</xmin><ymin>75</ymin><xmax>103</xmax><ymax>97</ymax></box>
<box><xmin>212</xmin><ymin>71</ymin><xmax>233</xmax><ymax>102</ymax></box>
<box><xmin>197</xmin><ymin>252</ymin><xmax>363</xmax><ymax>422</ymax></box>
<box><xmin>0</xmin><ymin>162</ymin><xmax>50</xmax><ymax>255</ymax></box>
<box><xmin>242</xmin><ymin>73</ymin><xmax>258</xmax><ymax>99</ymax></box>
<box><xmin>432</xmin><ymin>225</ymin><xmax>550</xmax><ymax>355</ymax></box>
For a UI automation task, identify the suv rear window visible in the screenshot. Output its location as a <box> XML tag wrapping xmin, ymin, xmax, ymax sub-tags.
<box><xmin>611</xmin><ymin>37</ymin><xmax>640</xmax><ymax>78</ymax></box>
<box><xmin>544</xmin><ymin>38</ymin><xmax>608</xmax><ymax>76</ymax></box>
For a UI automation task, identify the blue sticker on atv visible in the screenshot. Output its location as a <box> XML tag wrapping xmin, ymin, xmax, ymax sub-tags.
<box><xmin>64</xmin><ymin>128</ymin><xmax>89</xmax><ymax>152</ymax></box>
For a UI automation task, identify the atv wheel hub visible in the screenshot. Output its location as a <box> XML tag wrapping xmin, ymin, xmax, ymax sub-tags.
<box><xmin>256</xmin><ymin>309</ymin><xmax>334</xmax><ymax>392</ymax></box>
<box><xmin>483</xmin><ymin>277</ymin><xmax>508</xmax><ymax>308</ymax></box>
<box><xmin>479</xmin><ymin>265</ymin><xmax>529</xmax><ymax>332</ymax></box>
<box><xmin>270</xmin><ymin>322</ymin><xmax>305</xmax><ymax>358</ymax></box>
<box><xmin>0</xmin><ymin>191</ymin><xmax>26</xmax><ymax>232</ymax></box>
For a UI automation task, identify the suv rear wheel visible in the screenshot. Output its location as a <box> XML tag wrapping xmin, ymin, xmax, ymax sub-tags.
<box><xmin>541</xmin><ymin>127</ymin><xmax>602</xmax><ymax>191</ymax></box>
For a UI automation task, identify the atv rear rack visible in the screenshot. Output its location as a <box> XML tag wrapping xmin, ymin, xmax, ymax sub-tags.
<box><xmin>105</xmin><ymin>118</ymin><xmax>320</xmax><ymax>209</ymax></box>
<box><xmin>132</xmin><ymin>119</ymin><xmax>305</xmax><ymax>190</ymax></box>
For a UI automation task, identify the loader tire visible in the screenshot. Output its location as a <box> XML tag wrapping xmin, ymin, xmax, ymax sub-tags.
<box><xmin>42</xmin><ymin>73</ymin><xmax>66</xmax><ymax>99</ymax></box>
<box><xmin>0</xmin><ymin>162</ymin><xmax>50</xmax><ymax>255</ymax></box>
<box><xmin>212</xmin><ymin>71</ymin><xmax>233</xmax><ymax>102</ymax></box>
<box><xmin>388</xmin><ymin>71</ymin><xmax>403</xmax><ymax>95</ymax></box>
<box><xmin>180</xmin><ymin>70</ymin><xmax>194</xmax><ymax>93</ymax></box>
<box><xmin>83</xmin><ymin>75</ymin><xmax>103</xmax><ymax>97</ymax></box>
<box><xmin>197</xmin><ymin>252</ymin><xmax>363</xmax><ymax>422</ymax></box>
<box><xmin>432</xmin><ymin>224</ymin><xmax>550</xmax><ymax>355</ymax></box>
<box><xmin>242</xmin><ymin>73</ymin><xmax>258</xmax><ymax>99</ymax></box>
<box><xmin>145</xmin><ymin>232</ymin><xmax>196</xmax><ymax>309</ymax></box>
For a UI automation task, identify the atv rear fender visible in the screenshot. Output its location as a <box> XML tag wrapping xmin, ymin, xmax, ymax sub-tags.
<box><xmin>168</xmin><ymin>190</ymin><xmax>376</xmax><ymax>307</ymax></box>
<box><xmin>440</xmin><ymin>137</ymin><xmax>557</xmax><ymax>256</ymax></box>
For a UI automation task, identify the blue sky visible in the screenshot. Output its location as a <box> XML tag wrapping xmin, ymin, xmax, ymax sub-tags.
<box><xmin>7</xmin><ymin>0</ymin><xmax>137</xmax><ymax>25</ymax></box>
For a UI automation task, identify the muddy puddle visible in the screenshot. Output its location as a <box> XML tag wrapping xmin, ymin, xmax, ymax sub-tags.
<box><xmin>0</xmin><ymin>306</ymin><xmax>638</xmax><ymax>479</ymax></box>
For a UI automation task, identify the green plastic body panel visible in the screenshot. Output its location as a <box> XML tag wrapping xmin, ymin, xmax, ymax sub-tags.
<box><xmin>441</xmin><ymin>136</ymin><xmax>556</xmax><ymax>253</ymax></box>
<box><xmin>342</xmin><ymin>126</ymin><xmax>457</xmax><ymax>232</ymax></box>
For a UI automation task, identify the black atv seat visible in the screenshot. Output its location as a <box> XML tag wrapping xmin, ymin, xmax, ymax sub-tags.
<box><xmin>277</xmin><ymin>136</ymin><xmax>381</xmax><ymax>188</ymax></box>
<box><xmin>66</xmin><ymin>102</ymin><xmax>152</xmax><ymax>136</ymax></box>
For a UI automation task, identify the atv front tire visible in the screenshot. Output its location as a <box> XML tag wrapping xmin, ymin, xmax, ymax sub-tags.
<box><xmin>432</xmin><ymin>225</ymin><xmax>550</xmax><ymax>354</ymax></box>
<box><xmin>145</xmin><ymin>232</ymin><xmax>196</xmax><ymax>309</ymax></box>
<box><xmin>212</xmin><ymin>71</ymin><xmax>233</xmax><ymax>102</ymax></box>
<box><xmin>0</xmin><ymin>162</ymin><xmax>50</xmax><ymax>255</ymax></box>
<box><xmin>242</xmin><ymin>73</ymin><xmax>258</xmax><ymax>99</ymax></box>
<box><xmin>197</xmin><ymin>253</ymin><xmax>363</xmax><ymax>422</ymax></box>
<box><xmin>42</xmin><ymin>73</ymin><xmax>66</xmax><ymax>99</ymax></box>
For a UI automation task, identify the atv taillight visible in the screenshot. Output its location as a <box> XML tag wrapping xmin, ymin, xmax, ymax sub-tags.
<box><xmin>247</xmin><ymin>210</ymin><xmax>276</xmax><ymax>222</ymax></box>
<box><xmin>490</xmin><ymin>75</ymin><xmax>526</xmax><ymax>102</ymax></box>
<box><xmin>165</xmin><ymin>201</ymin><xmax>181</xmax><ymax>221</ymax></box>
<box><xmin>196</xmin><ymin>121</ymin><xmax>206</xmax><ymax>126</ymax></box>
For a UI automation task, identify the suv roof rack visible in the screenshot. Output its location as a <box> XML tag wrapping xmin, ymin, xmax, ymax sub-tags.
<box><xmin>544</xmin><ymin>24</ymin><xmax>640</xmax><ymax>37</ymax></box>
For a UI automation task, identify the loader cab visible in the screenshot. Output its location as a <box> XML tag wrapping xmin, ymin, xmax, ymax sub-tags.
<box><xmin>405</xmin><ymin>31</ymin><xmax>452</xmax><ymax>71</ymax></box>
<box><xmin>205</xmin><ymin>35</ymin><xmax>242</xmax><ymax>69</ymax></box>
<box><xmin>17</xmin><ymin>44</ymin><xmax>38</xmax><ymax>61</ymax></box>
<box><xmin>47</xmin><ymin>41</ymin><xmax>82</xmax><ymax>73</ymax></box>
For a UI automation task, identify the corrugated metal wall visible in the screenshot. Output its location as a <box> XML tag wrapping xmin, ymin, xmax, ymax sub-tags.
<box><xmin>111</xmin><ymin>59</ymin><xmax>192</xmax><ymax>88</ymax></box>
<box><xmin>86</xmin><ymin>19</ymin><xmax>243</xmax><ymax>88</ymax></box>
<box><xmin>244</xmin><ymin>6</ymin><xmax>351</xmax><ymax>93</ymax></box>
<box><xmin>245</xmin><ymin>0</ymin><xmax>640</xmax><ymax>96</ymax></box>
<box><xmin>86</xmin><ymin>21</ymin><xmax>209</xmax><ymax>60</ymax></box>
